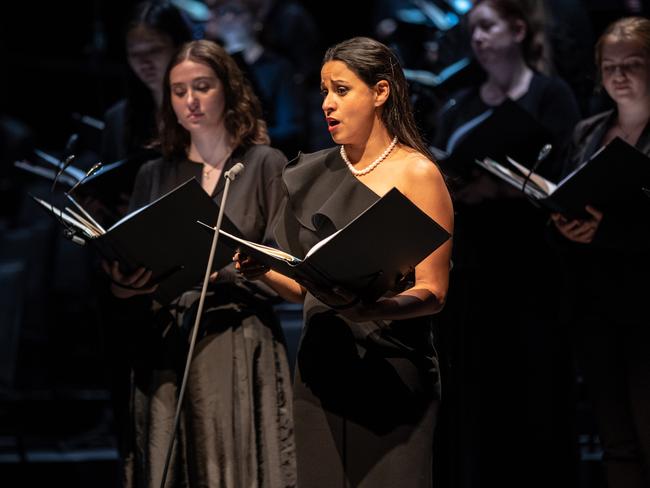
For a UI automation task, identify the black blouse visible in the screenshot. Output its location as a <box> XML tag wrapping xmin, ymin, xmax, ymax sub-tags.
<box><xmin>560</xmin><ymin>109</ymin><xmax>650</xmax><ymax>251</ymax></box>
<box><xmin>130</xmin><ymin>144</ymin><xmax>286</xmax><ymax>247</ymax></box>
<box><xmin>111</xmin><ymin>144</ymin><xmax>287</xmax><ymax>314</ymax></box>
<box><xmin>550</xmin><ymin>109</ymin><xmax>650</xmax><ymax>322</ymax></box>
<box><xmin>434</xmin><ymin>72</ymin><xmax>581</xmax><ymax>180</ymax></box>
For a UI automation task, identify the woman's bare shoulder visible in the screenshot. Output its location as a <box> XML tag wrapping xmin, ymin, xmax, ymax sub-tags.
<box><xmin>397</xmin><ymin>148</ymin><xmax>446</xmax><ymax>189</ymax></box>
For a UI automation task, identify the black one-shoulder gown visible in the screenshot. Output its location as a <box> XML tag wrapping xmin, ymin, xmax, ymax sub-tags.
<box><xmin>274</xmin><ymin>147</ymin><xmax>441</xmax><ymax>488</ymax></box>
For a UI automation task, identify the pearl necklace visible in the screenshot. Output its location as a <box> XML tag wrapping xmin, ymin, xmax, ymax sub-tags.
<box><xmin>340</xmin><ymin>136</ymin><xmax>398</xmax><ymax>176</ymax></box>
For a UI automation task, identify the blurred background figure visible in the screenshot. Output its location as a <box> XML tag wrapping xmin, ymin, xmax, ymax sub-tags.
<box><xmin>429</xmin><ymin>1</ymin><xmax>581</xmax><ymax>487</ymax></box>
<box><xmin>0</xmin><ymin>116</ymin><xmax>33</xmax><ymax>225</ymax></box>
<box><xmin>100</xmin><ymin>0</ymin><xmax>195</xmax><ymax>220</ymax></box>
<box><xmin>241</xmin><ymin>0</ymin><xmax>328</xmax><ymax>151</ymax></box>
<box><xmin>90</xmin><ymin>3</ymin><xmax>196</xmax><ymax>478</ymax></box>
<box><xmin>550</xmin><ymin>16</ymin><xmax>650</xmax><ymax>488</ymax></box>
<box><xmin>543</xmin><ymin>0</ymin><xmax>596</xmax><ymax>115</ymax></box>
<box><xmin>203</xmin><ymin>0</ymin><xmax>306</xmax><ymax>158</ymax></box>
<box><xmin>249</xmin><ymin>0</ymin><xmax>321</xmax><ymax>86</ymax></box>
<box><xmin>369</xmin><ymin>0</ymin><xmax>481</xmax><ymax>144</ymax></box>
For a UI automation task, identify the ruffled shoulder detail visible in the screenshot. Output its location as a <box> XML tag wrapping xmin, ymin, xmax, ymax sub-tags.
<box><xmin>282</xmin><ymin>147</ymin><xmax>379</xmax><ymax>232</ymax></box>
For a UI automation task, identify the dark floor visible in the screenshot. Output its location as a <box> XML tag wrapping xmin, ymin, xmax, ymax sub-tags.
<box><xmin>0</xmin><ymin>302</ymin><xmax>304</xmax><ymax>488</ymax></box>
<box><xmin>0</xmin><ymin>322</ymin><xmax>608</xmax><ymax>488</ymax></box>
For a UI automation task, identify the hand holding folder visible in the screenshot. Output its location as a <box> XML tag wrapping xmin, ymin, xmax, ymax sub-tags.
<box><xmin>475</xmin><ymin>137</ymin><xmax>650</xmax><ymax>219</ymax></box>
<box><xmin>200</xmin><ymin>188</ymin><xmax>451</xmax><ymax>303</ymax></box>
<box><xmin>32</xmin><ymin>178</ymin><xmax>240</xmax><ymax>304</ymax></box>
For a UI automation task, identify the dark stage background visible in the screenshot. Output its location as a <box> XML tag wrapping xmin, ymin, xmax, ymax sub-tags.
<box><xmin>0</xmin><ymin>1</ymin><xmax>645</xmax><ymax>487</ymax></box>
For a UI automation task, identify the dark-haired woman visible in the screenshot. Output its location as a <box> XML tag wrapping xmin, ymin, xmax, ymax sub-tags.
<box><xmin>237</xmin><ymin>36</ymin><xmax>454</xmax><ymax>488</ymax></box>
<box><xmin>94</xmin><ymin>4</ymin><xmax>196</xmax><ymax>472</ymax></box>
<box><xmin>104</xmin><ymin>40</ymin><xmax>295</xmax><ymax>488</ymax></box>
<box><xmin>430</xmin><ymin>1</ymin><xmax>583</xmax><ymax>485</ymax></box>
<box><xmin>433</xmin><ymin>0</ymin><xmax>580</xmax><ymax>183</ymax></box>
<box><xmin>101</xmin><ymin>1</ymin><xmax>194</xmax><ymax>217</ymax></box>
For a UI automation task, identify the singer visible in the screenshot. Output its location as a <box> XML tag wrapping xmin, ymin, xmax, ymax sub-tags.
<box><xmin>237</xmin><ymin>37</ymin><xmax>453</xmax><ymax>487</ymax></box>
<box><xmin>550</xmin><ymin>17</ymin><xmax>650</xmax><ymax>487</ymax></box>
<box><xmin>102</xmin><ymin>40</ymin><xmax>295</xmax><ymax>487</ymax></box>
<box><xmin>428</xmin><ymin>2</ymin><xmax>583</xmax><ymax>484</ymax></box>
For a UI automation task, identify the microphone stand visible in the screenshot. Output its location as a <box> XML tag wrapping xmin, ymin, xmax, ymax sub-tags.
<box><xmin>51</xmin><ymin>154</ymin><xmax>76</xmax><ymax>193</ymax></box>
<box><xmin>67</xmin><ymin>162</ymin><xmax>103</xmax><ymax>195</ymax></box>
<box><xmin>521</xmin><ymin>143</ymin><xmax>552</xmax><ymax>193</ymax></box>
<box><xmin>50</xmin><ymin>132</ymin><xmax>79</xmax><ymax>192</ymax></box>
<box><xmin>48</xmin><ymin>156</ymin><xmax>103</xmax><ymax>246</ymax></box>
<box><xmin>520</xmin><ymin>143</ymin><xmax>552</xmax><ymax>208</ymax></box>
<box><xmin>160</xmin><ymin>162</ymin><xmax>245</xmax><ymax>488</ymax></box>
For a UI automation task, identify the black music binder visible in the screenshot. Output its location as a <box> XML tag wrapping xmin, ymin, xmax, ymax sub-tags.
<box><xmin>32</xmin><ymin>178</ymin><xmax>240</xmax><ymax>304</ymax></box>
<box><xmin>200</xmin><ymin>187</ymin><xmax>451</xmax><ymax>302</ymax></box>
<box><xmin>435</xmin><ymin>98</ymin><xmax>553</xmax><ymax>179</ymax></box>
<box><xmin>475</xmin><ymin>137</ymin><xmax>650</xmax><ymax>218</ymax></box>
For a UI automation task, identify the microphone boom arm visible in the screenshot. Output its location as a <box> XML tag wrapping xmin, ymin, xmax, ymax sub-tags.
<box><xmin>521</xmin><ymin>143</ymin><xmax>552</xmax><ymax>194</ymax></box>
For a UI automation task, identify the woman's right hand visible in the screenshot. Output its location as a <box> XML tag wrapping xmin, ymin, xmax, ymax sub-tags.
<box><xmin>101</xmin><ymin>260</ymin><xmax>157</xmax><ymax>299</ymax></box>
<box><xmin>233</xmin><ymin>252</ymin><xmax>306</xmax><ymax>303</ymax></box>
<box><xmin>551</xmin><ymin>206</ymin><xmax>603</xmax><ymax>244</ymax></box>
<box><xmin>233</xmin><ymin>252</ymin><xmax>271</xmax><ymax>280</ymax></box>
<box><xmin>233</xmin><ymin>252</ymin><xmax>356</xmax><ymax>306</ymax></box>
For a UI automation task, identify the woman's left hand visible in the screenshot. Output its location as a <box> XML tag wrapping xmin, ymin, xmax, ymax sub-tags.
<box><xmin>334</xmin><ymin>300</ymin><xmax>375</xmax><ymax>322</ymax></box>
<box><xmin>335</xmin><ymin>296</ymin><xmax>399</xmax><ymax>323</ymax></box>
<box><xmin>300</xmin><ymin>279</ymin><xmax>360</xmax><ymax>310</ymax></box>
<box><xmin>296</xmin><ymin>277</ymin><xmax>394</xmax><ymax>322</ymax></box>
<box><xmin>551</xmin><ymin>205</ymin><xmax>603</xmax><ymax>244</ymax></box>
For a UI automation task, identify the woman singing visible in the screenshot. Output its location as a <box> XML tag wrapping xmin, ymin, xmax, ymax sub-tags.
<box><xmin>238</xmin><ymin>36</ymin><xmax>453</xmax><ymax>488</ymax></box>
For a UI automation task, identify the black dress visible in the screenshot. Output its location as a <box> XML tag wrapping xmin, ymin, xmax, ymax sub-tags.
<box><xmin>109</xmin><ymin>144</ymin><xmax>296</xmax><ymax>488</ymax></box>
<box><xmin>273</xmin><ymin>148</ymin><xmax>441</xmax><ymax>488</ymax></box>
<box><xmin>433</xmin><ymin>72</ymin><xmax>581</xmax><ymax>181</ymax></box>
<box><xmin>550</xmin><ymin>110</ymin><xmax>650</xmax><ymax>488</ymax></box>
<box><xmin>431</xmin><ymin>73</ymin><xmax>581</xmax><ymax>487</ymax></box>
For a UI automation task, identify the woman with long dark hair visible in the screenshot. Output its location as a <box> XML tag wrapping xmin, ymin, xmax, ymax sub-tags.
<box><xmin>430</xmin><ymin>3</ymin><xmax>583</xmax><ymax>484</ymax></box>
<box><xmin>99</xmin><ymin>1</ymin><xmax>194</xmax><ymax>220</ymax></box>
<box><xmin>238</xmin><ymin>36</ymin><xmax>454</xmax><ymax>487</ymax></box>
<box><xmin>104</xmin><ymin>40</ymin><xmax>296</xmax><ymax>487</ymax></box>
<box><xmin>102</xmin><ymin>1</ymin><xmax>194</xmax><ymax>166</ymax></box>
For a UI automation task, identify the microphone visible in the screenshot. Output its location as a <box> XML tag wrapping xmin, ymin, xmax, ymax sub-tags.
<box><xmin>224</xmin><ymin>162</ymin><xmax>245</xmax><ymax>180</ymax></box>
<box><xmin>521</xmin><ymin>143</ymin><xmax>552</xmax><ymax>194</ymax></box>
<box><xmin>51</xmin><ymin>154</ymin><xmax>76</xmax><ymax>193</ymax></box>
<box><xmin>46</xmin><ymin>152</ymin><xmax>84</xmax><ymax>245</ymax></box>
<box><xmin>67</xmin><ymin>161</ymin><xmax>103</xmax><ymax>195</ymax></box>
<box><xmin>50</xmin><ymin>133</ymin><xmax>80</xmax><ymax>192</ymax></box>
<box><xmin>53</xmin><ymin>162</ymin><xmax>104</xmax><ymax>247</ymax></box>
<box><xmin>160</xmin><ymin>161</ymin><xmax>246</xmax><ymax>488</ymax></box>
